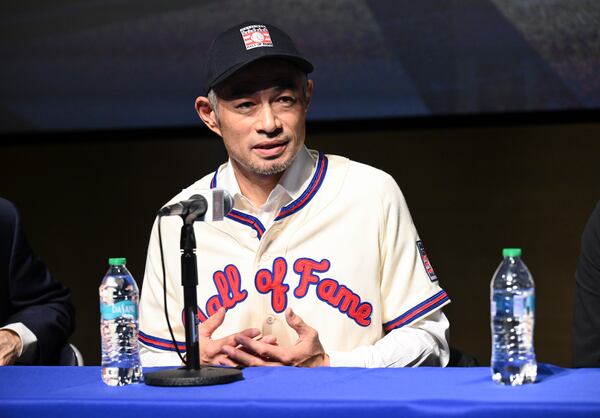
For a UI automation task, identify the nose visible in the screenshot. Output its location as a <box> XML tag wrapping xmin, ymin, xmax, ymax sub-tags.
<box><xmin>256</xmin><ymin>104</ymin><xmax>282</xmax><ymax>135</ymax></box>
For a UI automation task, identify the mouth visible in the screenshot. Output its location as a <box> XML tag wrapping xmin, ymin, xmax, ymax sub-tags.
<box><xmin>253</xmin><ymin>139</ymin><xmax>289</xmax><ymax>158</ymax></box>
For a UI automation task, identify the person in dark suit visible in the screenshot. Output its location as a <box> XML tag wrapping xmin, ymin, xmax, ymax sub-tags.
<box><xmin>0</xmin><ymin>197</ymin><xmax>75</xmax><ymax>365</ymax></box>
<box><xmin>573</xmin><ymin>200</ymin><xmax>600</xmax><ymax>368</ymax></box>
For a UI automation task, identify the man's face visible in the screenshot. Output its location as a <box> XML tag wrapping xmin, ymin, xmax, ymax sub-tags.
<box><xmin>199</xmin><ymin>59</ymin><xmax>312</xmax><ymax>178</ymax></box>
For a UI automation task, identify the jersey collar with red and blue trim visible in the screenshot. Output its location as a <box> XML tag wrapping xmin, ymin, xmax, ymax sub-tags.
<box><xmin>210</xmin><ymin>150</ymin><xmax>329</xmax><ymax>240</ymax></box>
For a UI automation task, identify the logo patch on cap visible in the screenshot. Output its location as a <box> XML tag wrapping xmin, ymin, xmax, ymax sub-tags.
<box><xmin>240</xmin><ymin>25</ymin><xmax>273</xmax><ymax>50</ymax></box>
<box><xmin>416</xmin><ymin>240</ymin><xmax>438</xmax><ymax>282</ymax></box>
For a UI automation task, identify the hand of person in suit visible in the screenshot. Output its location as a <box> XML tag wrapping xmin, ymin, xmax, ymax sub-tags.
<box><xmin>0</xmin><ymin>329</ymin><xmax>22</xmax><ymax>366</ymax></box>
<box><xmin>221</xmin><ymin>308</ymin><xmax>330</xmax><ymax>367</ymax></box>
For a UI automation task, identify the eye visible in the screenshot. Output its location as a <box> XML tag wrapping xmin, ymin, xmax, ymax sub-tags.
<box><xmin>235</xmin><ymin>101</ymin><xmax>254</xmax><ymax>110</ymax></box>
<box><xmin>277</xmin><ymin>95</ymin><xmax>296</xmax><ymax>105</ymax></box>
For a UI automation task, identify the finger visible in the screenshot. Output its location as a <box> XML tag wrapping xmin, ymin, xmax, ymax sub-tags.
<box><xmin>217</xmin><ymin>328</ymin><xmax>261</xmax><ymax>348</ymax></box>
<box><xmin>261</xmin><ymin>335</ymin><xmax>278</xmax><ymax>345</ymax></box>
<box><xmin>234</xmin><ymin>335</ymin><xmax>286</xmax><ymax>361</ymax></box>
<box><xmin>215</xmin><ymin>355</ymin><xmax>240</xmax><ymax>368</ymax></box>
<box><xmin>0</xmin><ymin>351</ymin><xmax>17</xmax><ymax>366</ymax></box>
<box><xmin>239</xmin><ymin>328</ymin><xmax>262</xmax><ymax>339</ymax></box>
<box><xmin>198</xmin><ymin>307</ymin><xmax>226</xmax><ymax>337</ymax></box>
<box><xmin>285</xmin><ymin>308</ymin><xmax>310</xmax><ymax>335</ymax></box>
<box><xmin>221</xmin><ymin>345</ymin><xmax>269</xmax><ymax>367</ymax></box>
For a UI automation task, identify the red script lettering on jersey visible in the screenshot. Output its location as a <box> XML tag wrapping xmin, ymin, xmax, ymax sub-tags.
<box><xmin>255</xmin><ymin>257</ymin><xmax>290</xmax><ymax>313</ymax></box>
<box><xmin>293</xmin><ymin>258</ymin><xmax>372</xmax><ymax>326</ymax></box>
<box><xmin>197</xmin><ymin>257</ymin><xmax>373</xmax><ymax>327</ymax></box>
<box><xmin>204</xmin><ymin>264</ymin><xmax>248</xmax><ymax>316</ymax></box>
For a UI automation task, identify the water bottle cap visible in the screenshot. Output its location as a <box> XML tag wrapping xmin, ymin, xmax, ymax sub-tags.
<box><xmin>502</xmin><ymin>248</ymin><xmax>522</xmax><ymax>257</ymax></box>
<box><xmin>108</xmin><ymin>257</ymin><xmax>127</xmax><ymax>266</ymax></box>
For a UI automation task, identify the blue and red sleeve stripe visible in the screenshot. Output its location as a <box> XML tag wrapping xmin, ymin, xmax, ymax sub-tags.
<box><xmin>139</xmin><ymin>330</ymin><xmax>186</xmax><ymax>352</ymax></box>
<box><xmin>383</xmin><ymin>290</ymin><xmax>450</xmax><ymax>332</ymax></box>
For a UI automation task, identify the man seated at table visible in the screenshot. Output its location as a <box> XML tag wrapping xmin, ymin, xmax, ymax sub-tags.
<box><xmin>0</xmin><ymin>197</ymin><xmax>75</xmax><ymax>365</ymax></box>
<box><xmin>138</xmin><ymin>22</ymin><xmax>450</xmax><ymax>368</ymax></box>
<box><xmin>573</xmin><ymin>200</ymin><xmax>600</xmax><ymax>367</ymax></box>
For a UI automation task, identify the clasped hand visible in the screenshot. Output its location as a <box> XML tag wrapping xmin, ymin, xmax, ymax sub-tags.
<box><xmin>198</xmin><ymin>307</ymin><xmax>329</xmax><ymax>368</ymax></box>
<box><xmin>0</xmin><ymin>329</ymin><xmax>22</xmax><ymax>366</ymax></box>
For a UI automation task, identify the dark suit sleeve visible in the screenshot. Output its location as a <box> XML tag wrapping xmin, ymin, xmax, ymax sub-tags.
<box><xmin>0</xmin><ymin>198</ymin><xmax>75</xmax><ymax>365</ymax></box>
<box><xmin>573</xmin><ymin>200</ymin><xmax>600</xmax><ymax>368</ymax></box>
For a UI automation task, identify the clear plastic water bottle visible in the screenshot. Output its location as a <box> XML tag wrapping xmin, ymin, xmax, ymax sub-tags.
<box><xmin>491</xmin><ymin>248</ymin><xmax>537</xmax><ymax>385</ymax></box>
<box><xmin>99</xmin><ymin>257</ymin><xmax>143</xmax><ymax>386</ymax></box>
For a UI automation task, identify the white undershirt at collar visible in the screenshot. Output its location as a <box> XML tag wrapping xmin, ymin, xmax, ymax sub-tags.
<box><xmin>219</xmin><ymin>146</ymin><xmax>316</xmax><ymax>229</ymax></box>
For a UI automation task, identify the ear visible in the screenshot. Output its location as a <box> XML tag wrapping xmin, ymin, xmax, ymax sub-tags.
<box><xmin>195</xmin><ymin>96</ymin><xmax>222</xmax><ymax>137</ymax></box>
<box><xmin>304</xmin><ymin>79</ymin><xmax>314</xmax><ymax>112</ymax></box>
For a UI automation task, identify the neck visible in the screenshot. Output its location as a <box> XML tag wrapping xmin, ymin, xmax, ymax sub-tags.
<box><xmin>232</xmin><ymin>162</ymin><xmax>283</xmax><ymax>207</ymax></box>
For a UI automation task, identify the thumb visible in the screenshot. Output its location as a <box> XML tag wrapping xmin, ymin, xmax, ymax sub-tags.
<box><xmin>285</xmin><ymin>308</ymin><xmax>310</xmax><ymax>336</ymax></box>
<box><xmin>198</xmin><ymin>307</ymin><xmax>226</xmax><ymax>337</ymax></box>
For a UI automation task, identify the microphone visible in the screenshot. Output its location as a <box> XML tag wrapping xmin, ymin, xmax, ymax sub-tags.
<box><xmin>158</xmin><ymin>189</ymin><xmax>233</xmax><ymax>221</ymax></box>
<box><xmin>158</xmin><ymin>195</ymin><xmax>207</xmax><ymax>217</ymax></box>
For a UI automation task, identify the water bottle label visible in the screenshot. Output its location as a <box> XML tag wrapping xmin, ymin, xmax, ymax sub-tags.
<box><xmin>493</xmin><ymin>294</ymin><xmax>512</xmax><ymax>316</ymax></box>
<box><xmin>525</xmin><ymin>294</ymin><xmax>535</xmax><ymax>314</ymax></box>
<box><xmin>492</xmin><ymin>292</ymin><xmax>535</xmax><ymax>317</ymax></box>
<box><xmin>515</xmin><ymin>294</ymin><xmax>536</xmax><ymax>316</ymax></box>
<box><xmin>100</xmin><ymin>300</ymin><xmax>137</xmax><ymax>320</ymax></box>
<box><xmin>513</xmin><ymin>295</ymin><xmax>525</xmax><ymax>317</ymax></box>
<box><xmin>528</xmin><ymin>294</ymin><xmax>535</xmax><ymax>313</ymax></box>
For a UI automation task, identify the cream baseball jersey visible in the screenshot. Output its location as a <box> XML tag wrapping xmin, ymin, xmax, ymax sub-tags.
<box><xmin>138</xmin><ymin>149</ymin><xmax>450</xmax><ymax>364</ymax></box>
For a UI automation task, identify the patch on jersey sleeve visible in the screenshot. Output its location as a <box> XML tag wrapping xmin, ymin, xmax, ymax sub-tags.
<box><xmin>416</xmin><ymin>240</ymin><xmax>438</xmax><ymax>282</ymax></box>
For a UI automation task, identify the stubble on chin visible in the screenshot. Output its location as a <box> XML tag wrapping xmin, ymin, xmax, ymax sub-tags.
<box><xmin>247</xmin><ymin>155</ymin><xmax>295</xmax><ymax>176</ymax></box>
<box><xmin>242</xmin><ymin>139</ymin><xmax>301</xmax><ymax>176</ymax></box>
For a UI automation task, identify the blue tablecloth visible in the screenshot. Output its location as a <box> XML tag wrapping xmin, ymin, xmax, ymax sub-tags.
<box><xmin>1</xmin><ymin>364</ymin><xmax>599</xmax><ymax>418</ymax></box>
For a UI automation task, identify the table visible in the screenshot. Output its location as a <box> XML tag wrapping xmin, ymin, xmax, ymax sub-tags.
<box><xmin>1</xmin><ymin>364</ymin><xmax>599</xmax><ymax>418</ymax></box>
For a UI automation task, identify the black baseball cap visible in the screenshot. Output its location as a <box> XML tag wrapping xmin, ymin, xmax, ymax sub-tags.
<box><xmin>203</xmin><ymin>22</ymin><xmax>314</xmax><ymax>94</ymax></box>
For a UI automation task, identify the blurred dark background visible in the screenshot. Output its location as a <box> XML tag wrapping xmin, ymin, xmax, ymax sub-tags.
<box><xmin>1</xmin><ymin>1</ymin><xmax>599</xmax><ymax>366</ymax></box>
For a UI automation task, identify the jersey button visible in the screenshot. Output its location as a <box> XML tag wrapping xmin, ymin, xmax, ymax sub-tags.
<box><xmin>261</xmin><ymin>253</ymin><xmax>271</xmax><ymax>262</ymax></box>
<box><xmin>249</xmin><ymin>230</ymin><xmax>258</xmax><ymax>238</ymax></box>
<box><xmin>265</xmin><ymin>315</ymin><xmax>275</xmax><ymax>325</ymax></box>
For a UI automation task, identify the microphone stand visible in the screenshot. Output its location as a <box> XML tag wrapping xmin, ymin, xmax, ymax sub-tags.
<box><xmin>144</xmin><ymin>215</ymin><xmax>243</xmax><ymax>386</ymax></box>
